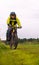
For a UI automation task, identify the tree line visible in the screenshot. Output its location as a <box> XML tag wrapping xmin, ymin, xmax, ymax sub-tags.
<box><xmin>0</xmin><ymin>38</ymin><xmax>39</xmax><ymax>43</ymax></box>
<box><xmin>18</xmin><ymin>38</ymin><xmax>39</xmax><ymax>43</ymax></box>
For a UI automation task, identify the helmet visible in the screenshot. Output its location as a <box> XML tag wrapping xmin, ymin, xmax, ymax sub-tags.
<box><xmin>10</xmin><ymin>12</ymin><xmax>16</xmax><ymax>16</ymax></box>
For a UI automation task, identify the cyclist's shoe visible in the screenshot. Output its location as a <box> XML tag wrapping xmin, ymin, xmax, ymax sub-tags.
<box><xmin>6</xmin><ymin>40</ymin><xmax>9</xmax><ymax>44</ymax></box>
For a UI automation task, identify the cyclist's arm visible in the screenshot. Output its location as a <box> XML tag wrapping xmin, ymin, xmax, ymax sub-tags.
<box><xmin>6</xmin><ymin>17</ymin><xmax>10</xmax><ymax>26</ymax></box>
<box><xmin>16</xmin><ymin>17</ymin><xmax>22</xmax><ymax>27</ymax></box>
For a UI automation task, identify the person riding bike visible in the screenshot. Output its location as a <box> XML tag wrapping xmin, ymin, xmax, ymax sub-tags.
<box><xmin>6</xmin><ymin>12</ymin><xmax>22</xmax><ymax>42</ymax></box>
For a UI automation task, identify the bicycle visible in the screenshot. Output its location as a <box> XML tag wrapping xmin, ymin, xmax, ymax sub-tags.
<box><xmin>9</xmin><ymin>26</ymin><xmax>22</xmax><ymax>49</ymax></box>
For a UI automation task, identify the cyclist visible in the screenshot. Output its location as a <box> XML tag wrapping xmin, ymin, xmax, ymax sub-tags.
<box><xmin>6</xmin><ymin>12</ymin><xmax>22</xmax><ymax>42</ymax></box>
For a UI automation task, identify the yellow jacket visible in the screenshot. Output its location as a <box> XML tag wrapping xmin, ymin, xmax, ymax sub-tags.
<box><xmin>7</xmin><ymin>16</ymin><xmax>21</xmax><ymax>27</ymax></box>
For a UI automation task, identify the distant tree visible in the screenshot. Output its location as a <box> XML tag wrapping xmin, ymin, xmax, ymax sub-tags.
<box><xmin>37</xmin><ymin>38</ymin><xmax>39</xmax><ymax>42</ymax></box>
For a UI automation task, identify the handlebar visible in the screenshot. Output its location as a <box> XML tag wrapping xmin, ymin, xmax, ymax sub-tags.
<box><xmin>12</xmin><ymin>26</ymin><xmax>22</xmax><ymax>29</ymax></box>
<box><xmin>8</xmin><ymin>24</ymin><xmax>22</xmax><ymax>29</ymax></box>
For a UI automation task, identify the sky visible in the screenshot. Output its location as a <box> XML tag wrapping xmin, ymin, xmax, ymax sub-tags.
<box><xmin>0</xmin><ymin>0</ymin><xmax>39</xmax><ymax>40</ymax></box>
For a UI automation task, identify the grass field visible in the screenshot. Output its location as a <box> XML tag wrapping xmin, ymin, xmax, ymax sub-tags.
<box><xmin>0</xmin><ymin>41</ymin><xmax>39</xmax><ymax>65</ymax></box>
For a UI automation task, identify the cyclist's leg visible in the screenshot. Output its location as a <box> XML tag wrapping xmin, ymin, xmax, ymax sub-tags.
<box><xmin>6</xmin><ymin>27</ymin><xmax>12</xmax><ymax>41</ymax></box>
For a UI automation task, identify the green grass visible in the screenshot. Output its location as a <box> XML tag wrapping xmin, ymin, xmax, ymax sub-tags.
<box><xmin>0</xmin><ymin>41</ymin><xmax>39</xmax><ymax>65</ymax></box>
